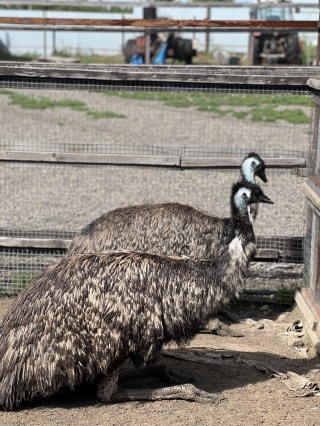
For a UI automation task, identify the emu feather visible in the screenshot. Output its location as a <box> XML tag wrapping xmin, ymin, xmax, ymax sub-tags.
<box><xmin>0</xmin><ymin>182</ymin><xmax>273</xmax><ymax>410</ymax></box>
<box><xmin>67</xmin><ymin>152</ymin><xmax>267</xmax><ymax>258</ymax></box>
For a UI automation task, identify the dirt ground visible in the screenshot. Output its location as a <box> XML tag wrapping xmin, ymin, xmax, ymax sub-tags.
<box><xmin>1</xmin><ymin>298</ymin><xmax>320</xmax><ymax>426</ymax></box>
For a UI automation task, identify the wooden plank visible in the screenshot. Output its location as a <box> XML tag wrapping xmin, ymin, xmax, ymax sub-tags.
<box><xmin>0</xmin><ymin>17</ymin><xmax>317</xmax><ymax>29</ymax></box>
<box><xmin>254</xmin><ymin>249</ymin><xmax>279</xmax><ymax>260</ymax></box>
<box><xmin>0</xmin><ymin>63</ymin><xmax>317</xmax><ymax>86</ymax></box>
<box><xmin>0</xmin><ymin>238</ymin><xmax>297</xmax><ymax>261</ymax></box>
<box><xmin>181</xmin><ymin>157</ymin><xmax>306</xmax><ymax>169</ymax></box>
<box><xmin>0</xmin><ymin>151</ymin><xmax>181</xmax><ymax>167</ymax></box>
<box><xmin>302</xmin><ymin>182</ymin><xmax>320</xmax><ymax>212</ymax></box>
<box><xmin>295</xmin><ymin>289</ymin><xmax>320</xmax><ymax>350</ymax></box>
<box><xmin>0</xmin><ymin>237</ymin><xmax>71</xmax><ymax>249</ymax></box>
<box><xmin>0</xmin><ymin>151</ymin><xmax>307</xmax><ymax>169</ymax></box>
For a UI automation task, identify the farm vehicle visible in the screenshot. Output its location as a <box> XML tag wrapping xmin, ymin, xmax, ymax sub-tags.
<box><xmin>249</xmin><ymin>0</ymin><xmax>302</xmax><ymax>65</ymax></box>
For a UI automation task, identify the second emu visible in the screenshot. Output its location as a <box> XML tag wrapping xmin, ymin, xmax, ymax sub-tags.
<box><xmin>0</xmin><ymin>182</ymin><xmax>273</xmax><ymax>410</ymax></box>
<box><xmin>67</xmin><ymin>152</ymin><xmax>267</xmax><ymax>257</ymax></box>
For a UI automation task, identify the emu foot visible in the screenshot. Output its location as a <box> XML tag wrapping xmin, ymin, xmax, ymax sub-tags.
<box><xmin>119</xmin><ymin>364</ymin><xmax>194</xmax><ymax>385</ymax></box>
<box><xmin>108</xmin><ymin>383</ymin><xmax>222</xmax><ymax>404</ymax></box>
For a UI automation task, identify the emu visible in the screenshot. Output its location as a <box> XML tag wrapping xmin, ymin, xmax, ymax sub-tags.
<box><xmin>67</xmin><ymin>152</ymin><xmax>267</xmax><ymax>258</ymax></box>
<box><xmin>0</xmin><ymin>182</ymin><xmax>273</xmax><ymax>411</ymax></box>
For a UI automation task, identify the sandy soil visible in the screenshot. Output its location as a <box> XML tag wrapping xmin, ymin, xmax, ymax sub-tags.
<box><xmin>0</xmin><ymin>297</ymin><xmax>319</xmax><ymax>426</ymax></box>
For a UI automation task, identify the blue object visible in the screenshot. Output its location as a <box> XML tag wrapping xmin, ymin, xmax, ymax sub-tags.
<box><xmin>152</xmin><ymin>42</ymin><xmax>168</xmax><ymax>65</ymax></box>
<box><xmin>130</xmin><ymin>54</ymin><xmax>144</xmax><ymax>64</ymax></box>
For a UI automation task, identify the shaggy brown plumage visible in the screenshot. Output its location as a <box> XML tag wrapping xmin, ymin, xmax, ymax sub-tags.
<box><xmin>67</xmin><ymin>152</ymin><xmax>267</xmax><ymax>258</ymax></box>
<box><xmin>0</xmin><ymin>182</ymin><xmax>273</xmax><ymax>410</ymax></box>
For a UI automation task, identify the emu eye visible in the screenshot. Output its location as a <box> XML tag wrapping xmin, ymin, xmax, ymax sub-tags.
<box><xmin>242</xmin><ymin>192</ymin><xmax>247</xmax><ymax>199</ymax></box>
<box><xmin>251</xmin><ymin>161</ymin><xmax>256</xmax><ymax>167</ymax></box>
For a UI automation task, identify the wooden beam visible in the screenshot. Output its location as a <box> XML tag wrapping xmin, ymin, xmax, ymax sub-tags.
<box><xmin>0</xmin><ymin>151</ymin><xmax>307</xmax><ymax>170</ymax></box>
<box><xmin>302</xmin><ymin>182</ymin><xmax>320</xmax><ymax>212</ymax></box>
<box><xmin>0</xmin><ymin>237</ymin><xmax>70</xmax><ymax>249</ymax></box>
<box><xmin>0</xmin><ymin>238</ymin><xmax>301</xmax><ymax>264</ymax></box>
<box><xmin>0</xmin><ymin>17</ymin><xmax>317</xmax><ymax>29</ymax></box>
<box><xmin>181</xmin><ymin>157</ymin><xmax>306</xmax><ymax>169</ymax></box>
<box><xmin>0</xmin><ymin>151</ymin><xmax>181</xmax><ymax>167</ymax></box>
<box><xmin>295</xmin><ymin>288</ymin><xmax>320</xmax><ymax>351</ymax></box>
<box><xmin>0</xmin><ymin>63</ymin><xmax>316</xmax><ymax>86</ymax></box>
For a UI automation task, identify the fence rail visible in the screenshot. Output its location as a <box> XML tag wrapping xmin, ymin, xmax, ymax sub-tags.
<box><xmin>0</xmin><ymin>63</ymin><xmax>319</xmax><ymax>86</ymax></box>
<box><xmin>0</xmin><ymin>151</ymin><xmax>308</xmax><ymax>169</ymax></box>
<box><xmin>0</xmin><ymin>17</ymin><xmax>318</xmax><ymax>29</ymax></box>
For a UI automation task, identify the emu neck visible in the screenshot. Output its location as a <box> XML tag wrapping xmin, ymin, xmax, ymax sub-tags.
<box><xmin>241</xmin><ymin>163</ymin><xmax>255</xmax><ymax>185</ymax></box>
<box><xmin>229</xmin><ymin>204</ymin><xmax>255</xmax><ymax>245</ymax></box>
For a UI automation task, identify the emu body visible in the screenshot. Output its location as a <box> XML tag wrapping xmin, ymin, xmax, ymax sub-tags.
<box><xmin>68</xmin><ymin>202</ymin><xmax>230</xmax><ymax>258</ymax></box>
<box><xmin>0</xmin><ymin>183</ymin><xmax>272</xmax><ymax>410</ymax></box>
<box><xmin>67</xmin><ymin>152</ymin><xmax>267</xmax><ymax>258</ymax></box>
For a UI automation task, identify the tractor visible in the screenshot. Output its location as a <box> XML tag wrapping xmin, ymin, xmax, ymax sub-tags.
<box><xmin>249</xmin><ymin>0</ymin><xmax>302</xmax><ymax>65</ymax></box>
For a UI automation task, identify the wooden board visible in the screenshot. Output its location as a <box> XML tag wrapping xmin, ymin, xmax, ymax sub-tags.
<box><xmin>0</xmin><ymin>151</ymin><xmax>307</xmax><ymax>169</ymax></box>
<box><xmin>0</xmin><ymin>151</ymin><xmax>181</xmax><ymax>167</ymax></box>
<box><xmin>0</xmin><ymin>63</ymin><xmax>318</xmax><ymax>86</ymax></box>
<box><xmin>181</xmin><ymin>157</ymin><xmax>306</xmax><ymax>169</ymax></box>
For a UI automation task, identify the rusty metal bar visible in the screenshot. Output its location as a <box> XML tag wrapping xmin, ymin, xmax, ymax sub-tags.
<box><xmin>0</xmin><ymin>17</ymin><xmax>317</xmax><ymax>29</ymax></box>
<box><xmin>0</xmin><ymin>25</ymin><xmax>316</xmax><ymax>33</ymax></box>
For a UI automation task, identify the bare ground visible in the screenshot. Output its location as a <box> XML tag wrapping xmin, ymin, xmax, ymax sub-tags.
<box><xmin>1</xmin><ymin>297</ymin><xmax>320</xmax><ymax>426</ymax></box>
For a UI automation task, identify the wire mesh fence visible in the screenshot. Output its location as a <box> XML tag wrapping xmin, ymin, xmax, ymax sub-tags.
<box><xmin>0</xmin><ymin>70</ymin><xmax>314</xmax><ymax>302</ymax></box>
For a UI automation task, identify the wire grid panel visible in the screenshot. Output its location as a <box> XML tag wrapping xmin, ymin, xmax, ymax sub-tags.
<box><xmin>0</xmin><ymin>76</ymin><xmax>311</xmax><ymax>96</ymax></box>
<box><xmin>0</xmin><ymin>161</ymin><xmax>307</xmax><ymax>297</ymax></box>
<box><xmin>0</xmin><ymin>85</ymin><xmax>312</xmax><ymax>299</ymax></box>
<box><xmin>0</xmin><ymin>88</ymin><xmax>312</xmax><ymax>154</ymax></box>
<box><xmin>0</xmin><ymin>163</ymin><xmax>306</xmax><ymax>235</ymax></box>
<box><xmin>0</xmin><ymin>248</ymin><xmax>65</xmax><ymax>295</ymax></box>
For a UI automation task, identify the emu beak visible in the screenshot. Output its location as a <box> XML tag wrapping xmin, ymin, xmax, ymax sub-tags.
<box><xmin>256</xmin><ymin>168</ymin><xmax>268</xmax><ymax>184</ymax></box>
<box><xmin>256</xmin><ymin>193</ymin><xmax>274</xmax><ymax>204</ymax></box>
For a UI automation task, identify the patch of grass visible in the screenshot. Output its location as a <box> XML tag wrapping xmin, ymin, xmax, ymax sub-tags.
<box><xmin>87</xmin><ymin>110</ymin><xmax>126</xmax><ymax>119</ymax></box>
<box><xmin>103</xmin><ymin>91</ymin><xmax>312</xmax><ymax>124</ymax></box>
<box><xmin>0</xmin><ymin>273</ymin><xmax>36</xmax><ymax>295</ymax></box>
<box><xmin>0</xmin><ymin>90</ymin><xmax>126</xmax><ymax>119</ymax></box>
<box><xmin>272</xmin><ymin>288</ymin><xmax>298</xmax><ymax>305</ymax></box>
<box><xmin>251</xmin><ymin>107</ymin><xmax>310</xmax><ymax>124</ymax></box>
<box><xmin>79</xmin><ymin>54</ymin><xmax>125</xmax><ymax>65</ymax></box>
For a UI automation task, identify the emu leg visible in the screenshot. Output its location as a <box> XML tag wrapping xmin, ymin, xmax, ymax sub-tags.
<box><xmin>119</xmin><ymin>364</ymin><xmax>194</xmax><ymax>385</ymax></box>
<box><xmin>96</xmin><ymin>369</ymin><xmax>119</xmax><ymax>403</ymax></box>
<box><xmin>97</xmin><ymin>374</ymin><xmax>221</xmax><ymax>404</ymax></box>
<box><xmin>110</xmin><ymin>384</ymin><xmax>221</xmax><ymax>404</ymax></box>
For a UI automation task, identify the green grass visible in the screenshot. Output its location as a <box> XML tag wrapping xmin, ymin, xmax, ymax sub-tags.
<box><xmin>0</xmin><ymin>90</ymin><xmax>126</xmax><ymax>119</ymax></box>
<box><xmin>103</xmin><ymin>91</ymin><xmax>312</xmax><ymax>124</ymax></box>
<box><xmin>87</xmin><ymin>110</ymin><xmax>126</xmax><ymax>119</ymax></box>
<box><xmin>0</xmin><ymin>273</ymin><xmax>37</xmax><ymax>295</ymax></box>
<box><xmin>0</xmin><ymin>88</ymin><xmax>311</xmax><ymax>125</ymax></box>
<box><xmin>271</xmin><ymin>288</ymin><xmax>298</xmax><ymax>305</ymax></box>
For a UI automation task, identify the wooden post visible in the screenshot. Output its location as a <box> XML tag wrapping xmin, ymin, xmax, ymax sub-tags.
<box><xmin>52</xmin><ymin>29</ymin><xmax>56</xmax><ymax>54</ymax></box>
<box><xmin>145</xmin><ymin>30</ymin><xmax>151</xmax><ymax>65</ymax></box>
<box><xmin>43</xmin><ymin>8</ymin><xmax>47</xmax><ymax>59</ymax></box>
<box><xmin>205</xmin><ymin>6</ymin><xmax>210</xmax><ymax>53</ymax></box>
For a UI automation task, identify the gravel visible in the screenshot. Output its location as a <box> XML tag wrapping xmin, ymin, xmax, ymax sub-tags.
<box><xmin>0</xmin><ymin>88</ymin><xmax>312</xmax><ymax>295</ymax></box>
<box><xmin>0</xmin><ymin>89</ymin><xmax>311</xmax><ymax>236</ymax></box>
